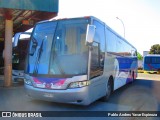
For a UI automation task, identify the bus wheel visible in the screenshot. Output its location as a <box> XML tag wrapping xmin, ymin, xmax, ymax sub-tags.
<box><xmin>101</xmin><ymin>78</ymin><xmax>113</xmax><ymax>102</ymax></box>
<box><xmin>132</xmin><ymin>72</ymin><xmax>135</xmax><ymax>81</ymax></box>
<box><xmin>129</xmin><ymin>71</ymin><xmax>135</xmax><ymax>84</ymax></box>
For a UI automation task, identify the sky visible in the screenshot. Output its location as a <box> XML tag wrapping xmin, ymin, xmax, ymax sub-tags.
<box><xmin>55</xmin><ymin>0</ymin><xmax>160</xmax><ymax>55</ymax></box>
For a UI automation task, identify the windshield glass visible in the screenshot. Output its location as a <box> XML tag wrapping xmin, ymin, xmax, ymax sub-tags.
<box><xmin>49</xmin><ymin>19</ymin><xmax>89</xmax><ymax>75</ymax></box>
<box><xmin>13</xmin><ymin>39</ymin><xmax>29</xmax><ymax>70</ymax></box>
<box><xmin>27</xmin><ymin>18</ymin><xmax>89</xmax><ymax>76</ymax></box>
<box><xmin>28</xmin><ymin>21</ymin><xmax>57</xmax><ymax>74</ymax></box>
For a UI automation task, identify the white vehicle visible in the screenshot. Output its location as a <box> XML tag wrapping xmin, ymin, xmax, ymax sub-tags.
<box><xmin>14</xmin><ymin>16</ymin><xmax>138</xmax><ymax>105</ymax></box>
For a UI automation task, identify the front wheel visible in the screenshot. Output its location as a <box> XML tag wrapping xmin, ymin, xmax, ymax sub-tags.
<box><xmin>101</xmin><ymin>79</ymin><xmax>113</xmax><ymax>102</ymax></box>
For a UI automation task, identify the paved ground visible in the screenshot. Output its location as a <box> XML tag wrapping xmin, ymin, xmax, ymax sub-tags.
<box><xmin>137</xmin><ymin>73</ymin><xmax>160</xmax><ymax>81</ymax></box>
<box><xmin>110</xmin><ymin>73</ymin><xmax>160</xmax><ymax>111</ymax></box>
<box><xmin>0</xmin><ymin>73</ymin><xmax>160</xmax><ymax>120</ymax></box>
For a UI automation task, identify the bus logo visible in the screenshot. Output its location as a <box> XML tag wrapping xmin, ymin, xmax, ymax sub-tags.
<box><xmin>45</xmin><ymin>83</ymin><xmax>51</xmax><ymax>88</ymax></box>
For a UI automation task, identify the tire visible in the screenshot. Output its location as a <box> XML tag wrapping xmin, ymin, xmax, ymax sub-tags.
<box><xmin>132</xmin><ymin>72</ymin><xmax>135</xmax><ymax>81</ymax></box>
<box><xmin>101</xmin><ymin>78</ymin><xmax>113</xmax><ymax>102</ymax></box>
<box><xmin>129</xmin><ymin>71</ymin><xmax>135</xmax><ymax>84</ymax></box>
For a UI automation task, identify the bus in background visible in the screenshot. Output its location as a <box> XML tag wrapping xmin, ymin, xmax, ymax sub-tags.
<box><xmin>12</xmin><ymin>33</ymin><xmax>30</xmax><ymax>81</ymax></box>
<box><xmin>143</xmin><ymin>54</ymin><xmax>160</xmax><ymax>73</ymax></box>
<box><xmin>14</xmin><ymin>16</ymin><xmax>137</xmax><ymax>105</ymax></box>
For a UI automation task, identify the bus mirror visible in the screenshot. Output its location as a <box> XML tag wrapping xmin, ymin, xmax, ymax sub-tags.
<box><xmin>29</xmin><ymin>41</ymin><xmax>37</xmax><ymax>56</ymax></box>
<box><xmin>13</xmin><ymin>33</ymin><xmax>21</xmax><ymax>47</ymax></box>
<box><xmin>86</xmin><ymin>25</ymin><xmax>96</xmax><ymax>46</ymax></box>
<box><xmin>13</xmin><ymin>32</ymin><xmax>31</xmax><ymax>47</ymax></box>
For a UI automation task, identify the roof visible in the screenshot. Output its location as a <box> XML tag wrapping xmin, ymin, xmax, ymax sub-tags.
<box><xmin>0</xmin><ymin>0</ymin><xmax>58</xmax><ymax>40</ymax></box>
<box><xmin>0</xmin><ymin>0</ymin><xmax>58</xmax><ymax>12</ymax></box>
<box><xmin>145</xmin><ymin>54</ymin><xmax>160</xmax><ymax>57</ymax></box>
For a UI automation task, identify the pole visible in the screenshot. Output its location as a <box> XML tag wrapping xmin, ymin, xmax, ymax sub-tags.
<box><xmin>4</xmin><ymin>19</ymin><xmax>13</xmax><ymax>87</ymax></box>
<box><xmin>116</xmin><ymin>17</ymin><xmax>125</xmax><ymax>38</ymax></box>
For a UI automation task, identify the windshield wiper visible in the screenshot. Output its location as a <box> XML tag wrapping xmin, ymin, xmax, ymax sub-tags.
<box><xmin>29</xmin><ymin>36</ymin><xmax>38</xmax><ymax>56</ymax></box>
<box><xmin>33</xmin><ymin>39</ymin><xmax>44</xmax><ymax>74</ymax></box>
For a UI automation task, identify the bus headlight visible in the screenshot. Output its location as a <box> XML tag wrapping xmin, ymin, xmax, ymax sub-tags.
<box><xmin>24</xmin><ymin>78</ymin><xmax>32</xmax><ymax>86</ymax></box>
<box><xmin>68</xmin><ymin>80</ymin><xmax>90</xmax><ymax>89</ymax></box>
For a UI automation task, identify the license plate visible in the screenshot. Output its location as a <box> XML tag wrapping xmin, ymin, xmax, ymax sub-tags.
<box><xmin>43</xmin><ymin>93</ymin><xmax>54</xmax><ymax>98</ymax></box>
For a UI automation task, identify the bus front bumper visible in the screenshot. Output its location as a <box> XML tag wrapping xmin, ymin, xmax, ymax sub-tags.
<box><xmin>25</xmin><ymin>84</ymin><xmax>91</xmax><ymax>105</ymax></box>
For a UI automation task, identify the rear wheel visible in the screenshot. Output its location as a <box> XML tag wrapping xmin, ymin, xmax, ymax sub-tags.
<box><xmin>101</xmin><ymin>78</ymin><xmax>113</xmax><ymax>102</ymax></box>
<box><xmin>132</xmin><ymin>71</ymin><xmax>135</xmax><ymax>81</ymax></box>
<box><xmin>129</xmin><ymin>71</ymin><xmax>135</xmax><ymax>84</ymax></box>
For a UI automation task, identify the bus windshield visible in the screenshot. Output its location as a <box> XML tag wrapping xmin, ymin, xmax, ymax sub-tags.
<box><xmin>27</xmin><ymin>18</ymin><xmax>89</xmax><ymax>76</ymax></box>
<box><xmin>13</xmin><ymin>38</ymin><xmax>29</xmax><ymax>70</ymax></box>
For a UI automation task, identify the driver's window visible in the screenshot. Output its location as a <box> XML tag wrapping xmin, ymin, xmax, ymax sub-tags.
<box><xmin>90</xmin><ymin>42</ymin><xmax>101</xmax><ymax>78</ymax></box>
<box><xmin>90</xmin><ymin>20</ymin><xmax>105</xmax><ymax>79</ymax></box>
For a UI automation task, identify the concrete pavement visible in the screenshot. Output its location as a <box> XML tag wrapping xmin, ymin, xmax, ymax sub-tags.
<box><xmin>0</xmin><ymin>73</ymin><xmax>160</xmax><ymax>120</ymax></box>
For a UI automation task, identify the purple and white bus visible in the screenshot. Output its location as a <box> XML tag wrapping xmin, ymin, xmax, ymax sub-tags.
<box><xmin>14</xmin><ymin>16</ymin><xmax>138</xmax><ymax>105</ymax></box>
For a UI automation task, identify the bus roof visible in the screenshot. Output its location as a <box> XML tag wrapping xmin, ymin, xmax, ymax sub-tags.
<box><xmin>144</xmin><ymin>54</ymin><xmax>160</xmax><ymax>57</ymax></box>
<box><xmin>36</xmin><ymin>16</ymin><xmax>137</xmax><ymax>50</ymax></box>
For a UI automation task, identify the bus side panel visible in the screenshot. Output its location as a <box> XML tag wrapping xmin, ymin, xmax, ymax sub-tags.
<box><xmin>113</xmin><ymin>56</ymin><xmax>137</xmax><ymax>90</ymax></box>
<box><xmin>105</xmin><ymin>25</ymin><xmax>137</xmax><ymax>91</ymax></box>
<box><xmin>144</xmin><ymin>64</ymin><xmax>160</xmax><ymax>71</ymax></box>
<box><xmin>144</xmin><ymin>63</ymin><xmax>160</xmax><ymax>71</ymax></box>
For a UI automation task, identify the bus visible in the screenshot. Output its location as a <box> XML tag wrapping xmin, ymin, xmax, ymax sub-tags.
<box><xmin>12</xmin><ymin>35</ymin><xmax>30</xmax><ymax>81</ymax></box>
<box><xmin>143</xmin><ymin>54</ymin><xmax>160</xmax><ymax>73</ymax></box>
<box><xmin>0</xmin><ymin>33</ymin><xmax>30</xmax><ymax>81</ymax></box>
<box><xmin>14</xmin><ymin>16</ymin><xmax>137</xmax><ymax>105</ymax></box>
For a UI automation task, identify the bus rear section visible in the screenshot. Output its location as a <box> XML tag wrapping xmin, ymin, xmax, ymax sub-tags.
<box><xmin>143</xmin><ymin>55</ymin><xmax>160</xmax><ymax>73</ymax></box>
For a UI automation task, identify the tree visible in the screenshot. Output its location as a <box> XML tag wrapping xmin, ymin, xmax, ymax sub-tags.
<box><xmin>137</xmin><ymin>52</ymin><xmax>143</xmax><ymax>60</ymax></box>
<box><xmin>149</xmin><ymin>44</ymin><xmax>160</xmax><ymax>54</ymax></box>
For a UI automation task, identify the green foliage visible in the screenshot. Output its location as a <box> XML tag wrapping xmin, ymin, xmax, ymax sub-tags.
<box><xmin>149</xmin><ymin>44</ymin><xmax>160</xmax><ymax>54</ymax></box>
<box><xmin>137</xmin><ymin>52</ymin><xmax>143</xmax><ymax>60</ymax></box>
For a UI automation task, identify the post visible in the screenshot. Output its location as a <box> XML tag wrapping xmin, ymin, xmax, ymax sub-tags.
<box><xmin>116</xmin><ymin>17</ymin><xmax>125</xmax><ymax>38</ymax></box>
<box><xmin>4</xmin><ymin>19</ymin><xmax>13</xmax><ymax>87</ymax></box>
